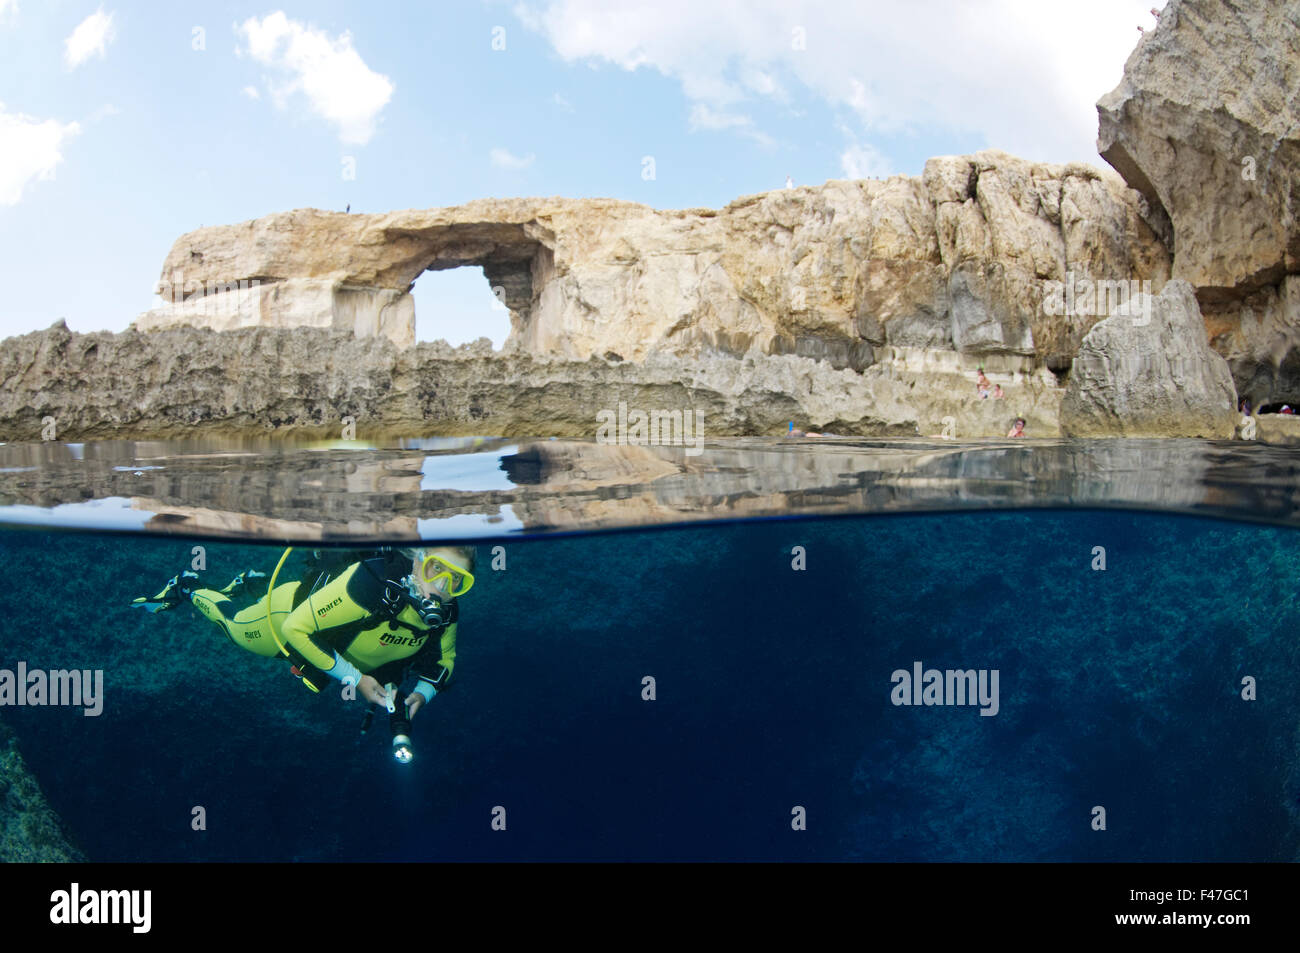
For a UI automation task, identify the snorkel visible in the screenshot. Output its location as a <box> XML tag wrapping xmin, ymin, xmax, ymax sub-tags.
<box><xmin>266</xmin><ymin>547</ymin><xmax>293</xmax><ymax>658</ymax></box>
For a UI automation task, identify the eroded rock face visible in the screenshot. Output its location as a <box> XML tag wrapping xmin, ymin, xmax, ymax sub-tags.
<box><xmin>1250</xmin><ymin>413</ymin><xmax>1300</xmax><ymax>446</ymax></box>
<box><xmin>1061</xmin><ymin>280</ymin><xmax>1237</xmax><ymax>437</ymax></box>
<box><xmin>1097</xmin><ymin>0</ymin><xmax>1300</xmax><ymax>404</ymax></box>
<box><xmin>134</xmin><ymin>152</ymin><xmax>1168</xmax><ymax>374</ymax></box>
<box><xmin>135</xmin><ymin>203</ymin><xmax>556</xmax><ymax>348</ymax></box>
<box><xmin>0</xmin><ymin>321</ymin><xmax>1059</xmax><ymax>440</ymax></box>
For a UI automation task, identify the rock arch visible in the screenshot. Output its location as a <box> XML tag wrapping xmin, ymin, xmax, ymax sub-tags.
<box><xmin>133</xmin><ymin>168</ymin><xmax>1170</xmax><ymax>372</ymax></box>
<box><xmin>134</xmin><ymin>205</ymin><xmax>559</xmax><ymax>349</ymax></box>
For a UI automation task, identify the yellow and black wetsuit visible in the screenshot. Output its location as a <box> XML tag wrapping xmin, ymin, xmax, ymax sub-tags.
<box><xmin>190</xmin><ymin>551</ymin><xmax>458</xmax><ymax>696</ymax></box>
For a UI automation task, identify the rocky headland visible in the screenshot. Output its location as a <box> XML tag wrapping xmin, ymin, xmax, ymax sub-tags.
<box><xmin>0</xmin><ymin>0</ymin><xmax>1295</xmax><ymax>442</ymax></box>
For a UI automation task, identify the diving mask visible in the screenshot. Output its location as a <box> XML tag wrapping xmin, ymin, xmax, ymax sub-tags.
<box><xmin>416</xmin><ymin>551</ymin><xmax>475</xmax><ymax>598</ymax></box>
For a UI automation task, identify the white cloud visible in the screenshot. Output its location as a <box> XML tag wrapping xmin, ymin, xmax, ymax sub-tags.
<box><xmin>490</xmin><ymin>147</ymin><xmax>535</xmax><ymax>170</ymax></box>
<box><xmin>741</xmin><ymin>67</ymin><xmax>782</xmax><ymax>99</ymax></box>
<box><xmin>0</xmin><ymin>1</ymin><xmax>17</xmax><ymax>22</ymax></box>
<box><xmin>236</xmin><ymin>12</ymin><xmax>394</xmax><ymax>145</ymax></box>
<box><xmin>552</xmin><ymin>92</ymin><xmax>574</xmax><ymax>112</ymax></box>
<box><xmin>688</xmin><ymin>104</ymin><xmax>749</xmax><ymax>131</ymax></box>
<box><xmin>514</xmin><ymin>0</ymin><xmax>1166</xmax><ymax>165</ymax></box>
<box><xmin>64</xmin><ymin>7</ymin><xmax>116</xmax><ymax>68</ymax></box>
<box><xmin>688</xmin><ymin>103</ymin><xmax>774</xmax><ymax>147</ymax></box>
<box><xmin>242</xmin><ymin>85</ymin><xmax>260</xmax><ymax>100</ymax></box>
<box><xmin>89</xmin><ymin>103</ymin><xmax>118</xmax><ymax>122</ymax></box>
<box><xmin>0</xmin><ymin>102</ymin><xmax>80</xmax><ymax>205</ymax></box>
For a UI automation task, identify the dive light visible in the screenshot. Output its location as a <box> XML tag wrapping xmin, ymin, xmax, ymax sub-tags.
<box><xmin>392</xmin><ymin>733</ymin><xmax>414</xmax><ymax>764</ymax></box>
<box><xmin>388</xmin><ymin>683</ymin><xmax>414</xmax><ymax>764</ymax></box>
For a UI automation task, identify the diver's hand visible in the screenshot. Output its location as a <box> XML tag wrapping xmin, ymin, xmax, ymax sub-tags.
<box><xmin>405</xmin><ymin>692</ymin><xmax>425</xmax><ymax>720</ymax></box>
<box><xmin>358</xmin><ymin>675</ymin><xmax>388</xmax><ymax>706</ymax></box>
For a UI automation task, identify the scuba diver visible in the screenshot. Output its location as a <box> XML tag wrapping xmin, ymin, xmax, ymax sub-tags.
<box><xmin>132</xmin><ymin>546</ymin><xmax>476</xmax><ymax>762</ymax></box>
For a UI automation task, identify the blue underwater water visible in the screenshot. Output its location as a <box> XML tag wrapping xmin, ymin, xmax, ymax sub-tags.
<box><xmin>0</xmin><ymin>508</ymin><xmax>1297</xmax><ymax>862</ymax></box>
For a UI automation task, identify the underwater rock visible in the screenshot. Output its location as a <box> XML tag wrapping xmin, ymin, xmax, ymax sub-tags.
<box><xmin>1061</xmin><ymin>280</ymin><xmax>1237</xmax><ymax>437</ymax></box>
<box><xmin>0</xmin><ymin>715</ymin><xmax>85</xmax><ymax>861</ymax></box>
<box><xmin>1097</xmin><ymin>0</ymin><xmax>1300</xmax><ymax>404</ymax></box>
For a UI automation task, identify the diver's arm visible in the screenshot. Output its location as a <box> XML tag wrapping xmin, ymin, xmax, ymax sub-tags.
<box><xmin>406</xmin><ymin>619</ymin><xmax>457</xmax><ymax>716</ymax></box>
<box><xmin>278</xmin><ymin>599</ymin><xmax>349</xmax><ymax>671</ymax></box>
<box><xmin>278</xmin><ymin>564</ymin><xmax>388</xmax><ymax>703</ymax></box>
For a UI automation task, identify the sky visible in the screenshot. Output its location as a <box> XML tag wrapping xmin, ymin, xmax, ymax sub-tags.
<box><xmin>0</xmin><ymin>0</ymin><xmax>1164</xmax><ymax>346</ymax></box>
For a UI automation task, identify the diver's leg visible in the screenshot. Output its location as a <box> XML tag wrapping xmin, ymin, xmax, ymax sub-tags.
<box><xmin>130</xmin><ymin>571</ymin><xmax>202</xmax><ymax>612</ymax></box>
<box><xmin>190</xmin><ymin>581</ymin><xmax>300</xmax><ymax>659</ymax></box>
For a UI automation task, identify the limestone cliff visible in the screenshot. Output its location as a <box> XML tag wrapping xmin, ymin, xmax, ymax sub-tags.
<box><xmin>135</xmin><ymin>151</ymin><xmax>1169</xmax><ymax>381</ymax></box>
<box><xmin>1098</xmin><ymin>0</ymin><xmax>1300</xmax><ymax>406</ymax></box>
<box><xmin>1061</xmin><ymin>280</ymin><xmax>1237</xmax><ymax>437</ymax></box>
<box><xmin>0</xmin><ymin>321</ymin><xmax>1060</xmax><ymax>440</ymax></box>
<box><xmin>21</xmin><ymin>0</ymin><xmax>1300</xmax><ymax>441</ymax></box>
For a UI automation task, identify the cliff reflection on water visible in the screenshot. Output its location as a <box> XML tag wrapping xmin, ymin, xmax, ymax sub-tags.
<box><xmin>0</xmin><ymin>436</ymin><xmax>1298</xmax><ymax>542</ymax></box>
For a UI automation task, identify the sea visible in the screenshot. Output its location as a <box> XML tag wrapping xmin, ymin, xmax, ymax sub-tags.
<box><xmin>1</xmin><ymin>435</ymin><xmax>1297</xmax><ymax>862</ymax></box>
